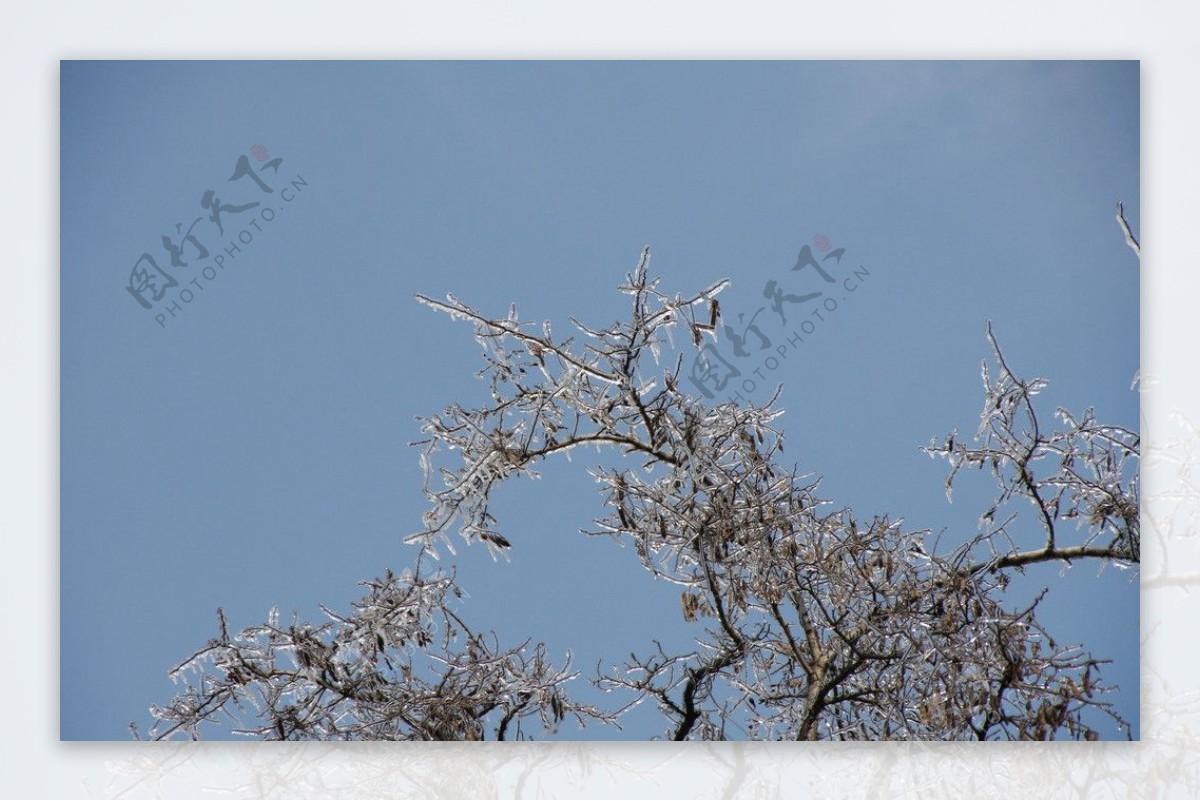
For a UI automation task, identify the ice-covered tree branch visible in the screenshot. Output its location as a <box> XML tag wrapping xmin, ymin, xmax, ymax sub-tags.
<box><xmin>149</xmin><ymin>231</ymin><xmax>1136</xmax><ymax>741</ymax></box>
<box><xmin>402</xmin><ymin>249</ymin><xmax>1133</xmax><ymax>740</ymax></box>
<box><xmin>924</xmin><ymin>321</ymin><xmax>1139</xmax><ymax>577</ymax></box>
<box><xmin>142</xmin><ymin>564</ymin><xmax>611</xmax><ymax>740</ymax></box>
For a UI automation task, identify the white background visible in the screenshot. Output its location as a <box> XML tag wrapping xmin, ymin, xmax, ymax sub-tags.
<box><xmin>5</xmin><ymin>1</ymin><xmax>1197</xmax><ymax>797</ymax></box>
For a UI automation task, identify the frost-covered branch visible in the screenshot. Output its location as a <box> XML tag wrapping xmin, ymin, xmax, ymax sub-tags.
<box><xmin>408</xmin><ymin>248</ymin><xmax>732</xmax><ymax>558</ymax></box>
<box><xmin>151</xmin><ymin>238</ymin><xmax>1136</xmax><ymax>741</ymax></box>
<box><xmin>142</xmin><ymin>565</ymin><xmax>610</xmax><ymax>741</ymax></box>
<box><xmin>924</xmin><ymin>322</ymin><xmax>1139</xmax><ymax>577</ymax></box>
<box><xmin>402</xmin><ymin>248</ymin><xmax>1132</xmax><ymax>740</ymax></box>
<box><xmin>1116</xmin><ymin>201</ymin><xmax>1140</xmax><ymax>259</ymax></box>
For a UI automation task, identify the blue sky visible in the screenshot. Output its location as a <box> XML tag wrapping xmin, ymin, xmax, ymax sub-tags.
<box><xmin>60</xmin><ymin>60</ymin><xmax>1139</xmax><ymax>740</ymax></box>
